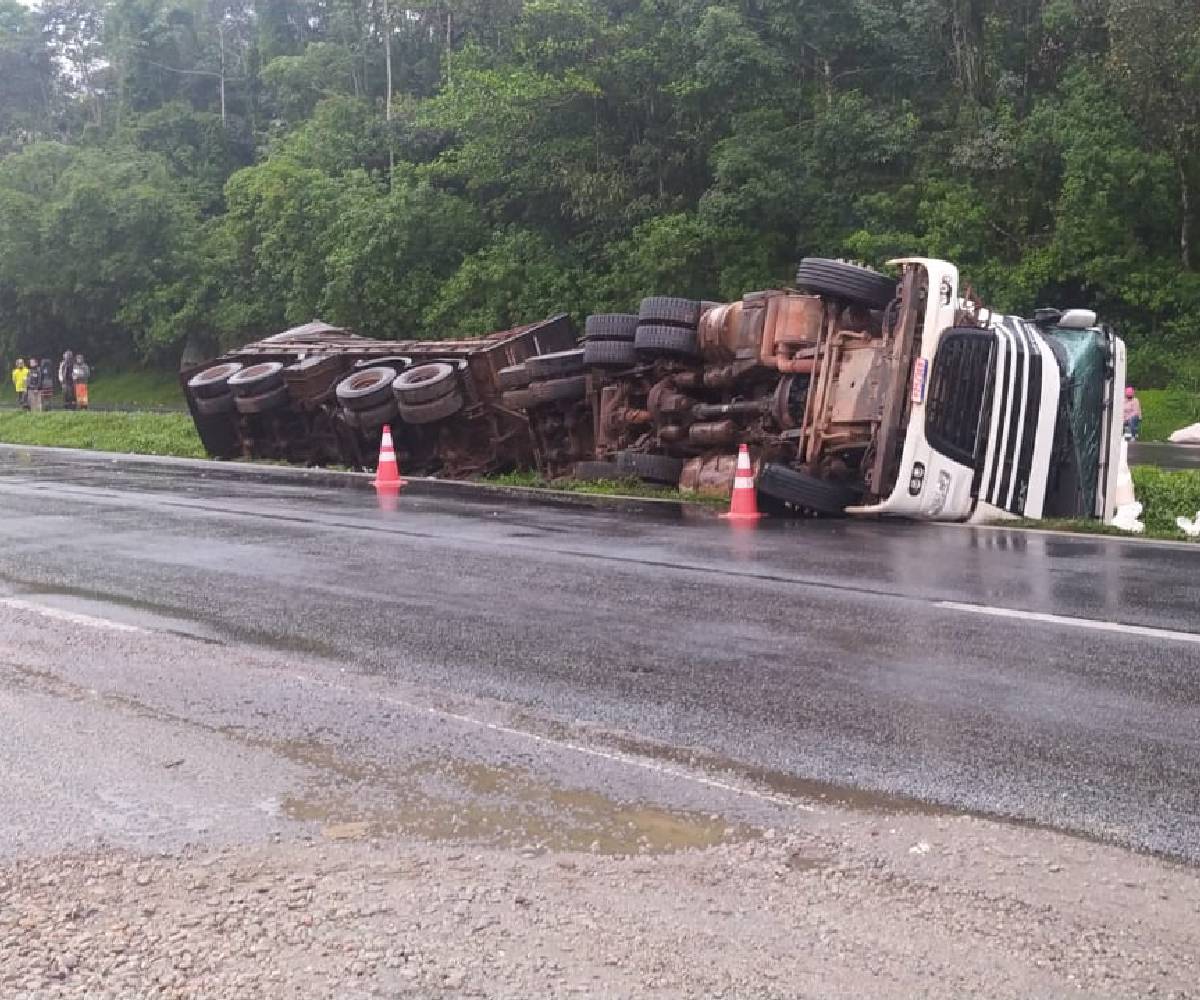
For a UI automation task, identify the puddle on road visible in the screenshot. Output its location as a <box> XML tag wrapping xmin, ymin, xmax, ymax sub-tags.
<box><xmin>0</xmin><ymin>670</ymin><xmax>745</xmax><ymax>856</ymax></box>
<box><xmin>271</xmin><ymin>739</ymin><xmax>747</xmax><ymax>855</ymax></box>
<box><xmin>594</xmin><ymin>731</ymin><xmax>957</xmax><ymax>820</ymax></box>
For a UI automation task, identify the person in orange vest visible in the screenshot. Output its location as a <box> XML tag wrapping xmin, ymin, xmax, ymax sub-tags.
<box><xmin>73</xmin><ymin>353</ymin><xmax>91</xmax><ymax>409</ymax></box>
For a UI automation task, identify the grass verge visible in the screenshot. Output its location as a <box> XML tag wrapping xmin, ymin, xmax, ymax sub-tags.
<box><xmin>1138</xmin><ymin>389</ymin><xmax>1200</xmax><ymax>443</ymax></box>
<box><xmin>1131</xmin><ymin>466</ymin><xmax>1200</xmax><ymax>535</ymax></box>
<box><xmin>0</xmin><ymin>370</ymin><xmax>183</xmax><ymax>409</ymax></box>
<box><xmin>1012</xmin><ymin>467</ymin><xmax>1200</xmax><ymax>541</ymax></box>
<box><xmin>0</xmin><ymin>411</ymin><xmax>205</xmax><ymax>458</ymax></box>
<box><xmin>482</xmin><ymin>470</ymin><xmax>726</xmax><ymax>507</ymax></box>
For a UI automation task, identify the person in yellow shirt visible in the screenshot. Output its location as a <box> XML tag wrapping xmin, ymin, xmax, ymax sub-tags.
<box><xmin>11</xmin><ymin>358</ymin><xmax>28</xmax><ymax>408</ymax></box>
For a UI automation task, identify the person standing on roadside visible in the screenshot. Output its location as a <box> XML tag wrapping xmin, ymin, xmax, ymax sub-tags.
<box><xmin>11</xmin><ymin>358</ymin><xmax>28</xmax><ymax>408</ymax></box>
<box><xmin>38</xmin><ymin>357</ymin><xmax>53</xmax><ymax>407</ymax></box>
<box><xmin>60</xmin><ymin>350</ymin><xmax>76</xmax><ymax>410</ymax></box>
<box><xmin>25</xmin><ymin>356</ymin><xmax>39</xmax><ymax>395</ymax></box>
<box><xmin>73</xmin><ymin>353</ymin><xmax>91</xmax><ymax>409</ymax></box>
<box><xmin>1123</xmin><ymin>386</ymin><xmax>1142</xmax><ymax>440</ymax></box>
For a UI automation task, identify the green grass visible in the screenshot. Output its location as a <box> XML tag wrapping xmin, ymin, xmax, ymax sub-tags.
<box><xmin>1137</xmin><ymin>389</ymin><xmax>1200</xmax><ymax>442</ymax></box>
<box><xmin>482</xmin><ymin>469</ymin><xmax>726</xmax><ymax>507</ymax></box>
<box><xmin>1</xmin><ymin>369</ymin><xmax>183</xmax><ymax>409</ymax></box>
<box><xmin>1011</xmin><ymin>467</ymin><xmax>1200</xmax><ymax>541</ymax></box>
<box><xmin>0</xmin><ymin>410</ymin><xmax>204</xmax><ymax>458</ymax></box>
<box><xmin>1131</xmin><ymin>466</ymin><xmax>1200</xmax><ymax>535</ymax></box>
<box><xmin>486</xmin><ymin>466</ymin><xmax>1200</xmax><ymax>531</ymax></box>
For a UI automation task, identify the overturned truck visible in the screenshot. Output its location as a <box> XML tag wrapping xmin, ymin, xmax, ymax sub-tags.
<box><xmin>184</xmin><ymin>257</ymin><xmax>1126</xmax><ymax>523</ymax></box>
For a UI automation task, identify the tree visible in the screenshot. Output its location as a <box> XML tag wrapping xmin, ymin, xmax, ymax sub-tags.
<box><xmin>1107</xmin><ymin>0</ymin><xmax>1200</xmax><ymax>268</ymax></box>
<box><xmin>1</xmin><ymin>0</ymin><xmax>1200</xmax><ymax>377</ymax></box>
<box><xmin>0</xmin><ymin>143</ymin><xmax>203</xmax><ymax>361</ymax></box>
<box><xmin>0</xmin><ymin>0</ymin><xmax>57</xmax><ymax>151</ymax></box>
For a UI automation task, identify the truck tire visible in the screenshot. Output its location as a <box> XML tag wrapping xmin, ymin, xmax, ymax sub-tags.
<box><xmin>500</xmin><ymin>388</ymin><xmax>535</xmax><ymax>411</ymax></box>
<box><xmin>336</xmin><ymin>367</ymin><xmax>398</xmax><ymax>411</ymax></box>
<box><xmin>794</xmin><ymin>258</ymin><xmax>896</xmax><ymax>309</ymax></box>
<box><xmin>634</xmin><ymin>323</ymin><xmax>700</xmax><ymax>359</ymax></box>
<box><xmin>573</xmin><ymin>460</ymin><xmax>624</xmax><ymax>481</ymax></box>
<box><xmin>525</xmin><ymin>349</ymin><xmax>586</xmax><ymax>379</ymax></box>
<box><xmin>584</xmin><ymin>338</ymin><xmax>638</xmax><ymax>367</ymax></box>
<box><xmin>234</xmin><ymin>384</ymin><xmax>291</xmax><ymax>415</ymax></box>
<box><xmin>394</xmin><ymin>363</ymin><xmax>457</xmax><ymax>404</ymax></box>
<box><xmin>398</xmin><ymin>388</ymin><xmax>464</xmax><ymax>425</ymax></box>
<box><xmin>529</xmin><ymin>375</ymin><xmax>588</xmax><ymax>405</ymax></box>
<box><xmin>353</xmin><ymin>396</ymin><xmax>400</xmax><ymax>430</ymax></box>
<box><xmin>226</xmin><ymin>362</ymin><xmax>285</xmax><ymax>398</ymax></box>
<box><xmin>188</xmin><ymin>362</ymin><xmax>244</xmax><ymax>399</ymax></box>
<box><xmin>584</xmin><ymin>314</ymin><xmax>639</xmax><ymax>341</ymax></box>
<box><xmin>615</xmin><ymin>450</ymin><xmax>684</xmax><ymax>485</ymax></box>
<box><xmin>638</xmin><ymin>297</ymin><xmax>701</xmax><ymax>329</ymax></box>
<box><xmin>496</xmin><ymin>364</ymin><xmax>532</xmax><ymax>391</ymax></box>
<box><xmin>193</xmin><ymin>391</ymin><xmax>236</xmax><ymax>417</ymax></box>
<box><xmin>756</xmin><ymin>462</ymin><xmax>859</xmax><ymax>515</ymax></box>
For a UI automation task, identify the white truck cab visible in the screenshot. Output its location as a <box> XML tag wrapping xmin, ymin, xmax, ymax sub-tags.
<box><xmin>846</xmin><ymin>259</ymin><xmax>1126</xmax><ymax>523</ymax></box>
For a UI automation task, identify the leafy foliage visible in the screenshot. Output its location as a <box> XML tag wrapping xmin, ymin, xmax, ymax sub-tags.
<box><xmin>0</xmin><ymin>0</ymin><xmax>1198</xmax><ymax>386</ymax></box>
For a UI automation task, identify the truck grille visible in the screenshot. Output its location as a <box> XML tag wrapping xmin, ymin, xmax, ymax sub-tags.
<box><xmin>925</xmin><ymin>330</ymin><xmax>995</xmax><ymax>468</ymax></box>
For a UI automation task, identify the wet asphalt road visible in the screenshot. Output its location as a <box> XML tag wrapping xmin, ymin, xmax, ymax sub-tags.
<box><xmin>1</xmin><ymin>447</ymin><xmax>1199</xmax><ymax>861</ymax></box>
<box><xmin>1130</xmin><ymin>441</ymin><xmax>1200</xmax><ymax>470</ymax></box>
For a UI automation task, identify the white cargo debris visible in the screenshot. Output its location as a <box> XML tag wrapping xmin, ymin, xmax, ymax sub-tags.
<box><xmin>1111</xmin><ymin>502</ymin><xmax>1145</xmax><ymax>534</ymax></box>
<box><xmin>1176</xmin><ymin>512</ymin><xmax>1200</xmax><ymax>538</ymax></box>
<box><xmin>1168</xmin><ymin>422</ymin><xmax>1200</xmax><ymax>444</ymax></box>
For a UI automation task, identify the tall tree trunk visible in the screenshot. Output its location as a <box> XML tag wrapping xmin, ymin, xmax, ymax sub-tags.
<box><xmin>383</xmin><ymin>0</ymin><xmax>392</xmax><ymax>122</ymax></box>
<box><xmin>384</xmin><ymin>0</ymin><xmax>394</xmax><ymax>183</ymax></box>
<box><xmin>218</xmin><ymin>22</ymin><xmax>227</xmax><ymax>126</ymax></box>
<box><xmin>1179</xmin><ymin>152</ymin><xmax>1192</xmax><ymax>270</ymax></box>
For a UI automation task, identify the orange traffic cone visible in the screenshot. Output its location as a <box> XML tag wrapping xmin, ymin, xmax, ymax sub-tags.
<box><xmin>373</xmin><ymin>424</ymin><xmax>405</xmax><ymax>489</ymax></box>
<box><xmin>721</xmin><ymin>443</ymin><xmax>762</xmax><ymax>520</ymax></box>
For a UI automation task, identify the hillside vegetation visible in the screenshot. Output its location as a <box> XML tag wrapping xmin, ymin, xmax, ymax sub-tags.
<box><xmin>0</xmin><ymin>0</ymin><xmax>1198</xmax><ymax>390</ymax></box>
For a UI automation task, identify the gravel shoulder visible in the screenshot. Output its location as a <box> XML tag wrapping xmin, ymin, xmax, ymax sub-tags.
<box><xmin>2</xmin><ymin>816</ymin><xmax>1198</xmax><ymax>1000</ymax></box>
<box><xmin>0</xmin><ymin>600</ymin><xmax>1198</xmax><ymax>999</ymax></box>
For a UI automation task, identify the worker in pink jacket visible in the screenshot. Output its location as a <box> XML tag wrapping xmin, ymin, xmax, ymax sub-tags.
<box><xmin>1123</xmin><ymin>386</ymin><xmax>1142</xmax><ymax>439</ymax></box>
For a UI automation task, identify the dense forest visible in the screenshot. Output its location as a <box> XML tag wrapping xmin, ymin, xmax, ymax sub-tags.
<box><xmin>0</xmin><ymin>0</ymin><xmax>1197</xmax><ymax>384</ymax></box>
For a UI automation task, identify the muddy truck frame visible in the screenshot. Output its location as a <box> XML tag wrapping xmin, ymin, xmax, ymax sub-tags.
<box><xmin>751</xmin><ymin>256</ymin><xmax>1127</xmax><ymax>521</ymax></box>
<box><xmin>549</xmin><ymin>256</ymin><xmax>1124</xmax><ymax>522</ymax></box>
<box><xmin>183</xmin><ymin>257</ymin><xmax>1125</xmax><ymax>524</ymax></box>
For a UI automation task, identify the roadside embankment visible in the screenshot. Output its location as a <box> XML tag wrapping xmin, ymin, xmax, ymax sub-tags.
<box><xmin>0</xmin><ymin>411</ymin><xmax>204</xmax><ymax>458</ymax></box>
<box><xmin>0</xmin><ymin>371</ymin><xmax>183</xmax><ymax>410</ymax></box>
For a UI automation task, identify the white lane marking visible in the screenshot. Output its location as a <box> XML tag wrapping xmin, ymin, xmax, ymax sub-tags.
<box><xmin>939</xmin><ymin>601</ymin><xmax>1200</xmax><ymax>645</ymax></box>
<box><xmin>0</xmin><ymin>598</ymin><xmax>145</xmax><ymax>634</ymax></box>
<box><xmin>290</xmin><ymin>673</ymin><xmax>820</xmax><ymax>815</ymax></box>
